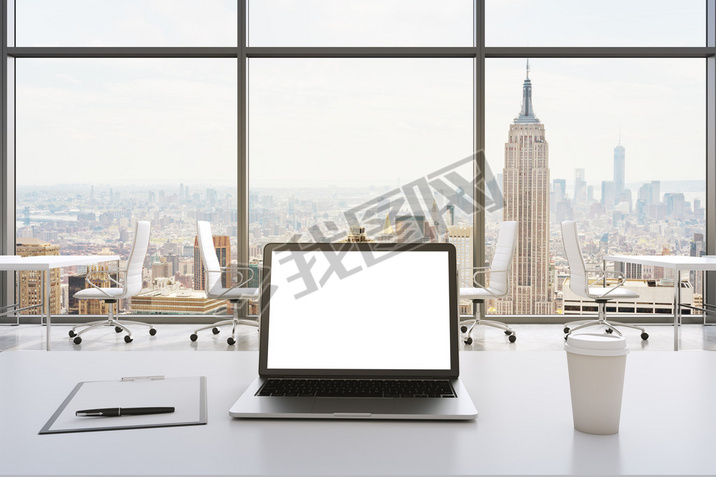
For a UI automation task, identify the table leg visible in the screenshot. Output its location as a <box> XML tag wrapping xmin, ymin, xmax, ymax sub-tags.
<box><xmin>44</xmin><ymin>270</ymin><xmax>51</xmax><ymax>351</ymax></box>
<box><xmin>673</xmin><ymin>272</ymin><xmax>681</xmax><ymax>351</ymax></box>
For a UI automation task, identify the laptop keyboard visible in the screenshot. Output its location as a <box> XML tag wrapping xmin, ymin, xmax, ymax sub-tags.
<box><xmin>256</xmin><ymin>378</ymin><xmax>456</xmax><ymax>398</ymax></box>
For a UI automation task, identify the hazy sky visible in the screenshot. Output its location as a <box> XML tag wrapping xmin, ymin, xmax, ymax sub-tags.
<box><xmin>12</xmin><ymin>0</ymin><xmax>707</xmax><ymax>191</ymax></box>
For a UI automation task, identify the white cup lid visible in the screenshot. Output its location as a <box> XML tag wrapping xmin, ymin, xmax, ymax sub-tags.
<box><xmin>564</xmin><ymin>333</ymin><xmax>629</xmax><ymax>357</ymax></box>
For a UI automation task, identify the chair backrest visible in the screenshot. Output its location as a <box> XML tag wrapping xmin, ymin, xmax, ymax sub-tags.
<box><xmin>124</xmin><ymin>221</ymin><xmax>150</xmax><ymax>297</ymax></box>
<box><xmin>560</xmin><ymin>221</ymin><xmax>590</xmax><ymax>298</ymax></box>
<box><xmin>488</xmin><ymin>221</ymin><xmax>518</xmax><ymax>296</ymax></box>
<box><xmin>197</xmin><ymin>221</ymin><xmax>223</xmax><ymax>296</ymax></box>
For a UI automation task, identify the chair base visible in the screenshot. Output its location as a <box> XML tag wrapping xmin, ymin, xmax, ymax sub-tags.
<box><xmin>564</xmin><ymin>302</ymin><xmax>649</xmax><ymax>340</ymax></box>
<box><xmin>69</xmin><ymin>302</ymin><xmax>156</xmax><ymax>345</ymax></box>
<box><xmin>459</xmin><ymin>300</ymin><xmax>516</xmax><ymax>344</ymax></box>
<box><xmin>190</xmin><ymin>304</ymin><xmax>258</xmax><ymax>346</ymax></box>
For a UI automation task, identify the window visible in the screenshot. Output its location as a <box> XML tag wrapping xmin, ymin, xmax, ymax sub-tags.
<box><xmin>248</xmin><ymin>58</ymin><xmax>474</xmax><ymax>257</ymax></box>
<box><xmin>486</xmin><ymin>57</ymin><xmax>706</xmax><ymax>317</ymax></box>
<box><xmin>1</xmin><ymin>1</ymin><xmax>714</xmax><ymax>325</ymax></box>
<box><xmin>486</xmin><ymin>0</ymin><xmax>705</xmax><ymax>47</ymax></box>
<box><xmin>15</xmin><ymin>58</ymin><xmax>237</xmax><ymax>316</ymax></box>
<box><xmin>247</xmin><ymin>0</ymin><xmax>473</xmax><ymax>47</ymax></box>
<box><xmin>15</xmin><ymin>0</ymin><xmax>237</xmax><ymax>47</ymax></box>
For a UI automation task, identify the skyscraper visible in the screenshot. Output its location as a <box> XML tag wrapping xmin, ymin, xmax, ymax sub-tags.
<box><xmin>601</xmin><ymin>180</ymin><xmax>615</xmax><ymax>207</ymax></box>
<box><xmin>613</xmin><ymin>144</ymin><xmax>625</xmax><ymax>204</ymax></box>
<box><xmin>551</xmin><ymin>178</ymin><xmax>566</xmax><ymax>214</ymax></box>
<box><xmin>16</xmin><ymin>238</ymin><xmax>61</xmax><ymax>315</ymax></box>
<box><xmin>447</xmin><ymin>225</ymin><xmax>473</xmax><ymax>288</ymax></box>
<box><xmin>573</xmin><ymin>168</ymin><xmax>587</xmax><ymax>207</ymax></box>
<box><xmin>499</xmin><ymin>62</ymin><xmax>554</xmax><ymax>315</ymax></box>
<box><xmin>193</xmin><ymin>235</ymin><xmax>231</xmax><ymax>291</ymax></box>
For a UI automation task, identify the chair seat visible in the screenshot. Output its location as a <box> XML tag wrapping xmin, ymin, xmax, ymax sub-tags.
<box><xmin>208</xmin><ymin>287</ymin><xmax>260</xmax><ymax>301</ymax></box>
<box><xmin>74</xmin><ymin>287</ymin><xmax>127</xmax><ymax>300</ymax></box>
<box><xmin>586</xmin><ymin>287</ymin><xmax>639</xmax><ymax>300</ymax></box>
<box><xmin>460</xmin><ymin>287</ymin><xmax>504</xmax><ymax>300</ymax></box>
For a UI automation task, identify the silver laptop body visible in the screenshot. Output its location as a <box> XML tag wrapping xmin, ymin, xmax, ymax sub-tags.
<box><xmin>229</xmin><ymin>242</ymin><xmax>477</xmax><ymax>420</ymax></box>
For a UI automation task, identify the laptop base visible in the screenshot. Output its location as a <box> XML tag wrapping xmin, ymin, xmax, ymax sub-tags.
<box><xmin>230</xmin><ymin>377</ymin><xmax>477</xmax><ymax>420</ymax></box>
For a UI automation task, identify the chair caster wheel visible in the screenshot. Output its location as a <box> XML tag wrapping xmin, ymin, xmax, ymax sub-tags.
<box><xmin>509</xmin><ymin>334</ymin><xmax>517</xmax><ymax>343</ymax></box>
<box><xmin>115</xmin><ymin>326</ymin><xmax>123</xmax><ymax>333</ymax></box>
<box><xmin>464</xmin><ymin>337</ymin><xmax>473</xmax><ymax>345</ymax></box>
<box><xmin>460</xmin><ymin>326</ymin><xmax>467</xmax><ymax>333</ymax></box>
<box><xmin>606</xmin><ymin>328</ymin><xmax>614</xmax><ymax>334</ymax></box>
<box><xmin>73</xmin><ymin>336</ymin><xmax>82</xmax><ymax>344</ymax></box>
<box><xmin>505</xmin><ymin>330</ymin><xmax>512</xmax><ymax>335</ymax></box>
<box><xmin>227</xmin><ymin>337</ymin><xmax>236</xmax><ymax>345</ymax></box>
<box><xmin>641</xmin><ymin>332</ymin><xmax>649</xmax><ymax>340</ymax></box>
<box><xmin>124</xmin><ymin>335</ymin><xmax>133</xmax><ymax>343</ymax></box>
<box><xmin>212</xmin><ymin>327</ymin><xmax>220</xmax><ymax>335</ymax></box>
<box><xmin>563</xmin><ymin>327</ymin><xmax>570</xmax><ymax>334</ymax></box>
<box><xmin>69</xmin><ymin>330</ymin><xmax>76</xmax><ymax>337</ymax></box>
<box><xmin>149</xmin><ymin>328</ymin><xmax>157</xmax><ymax>336</ymax></box>
<box><xmin>190</xmin><ymin>333</ymin><xmax>198</xmax><ymax>342</ymax></box>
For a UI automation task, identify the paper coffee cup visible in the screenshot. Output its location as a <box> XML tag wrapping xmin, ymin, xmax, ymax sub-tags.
<box><xmin>565</xmin><ymin>333</ymin><xmax>628</xmax><ymax>435</ymax></box>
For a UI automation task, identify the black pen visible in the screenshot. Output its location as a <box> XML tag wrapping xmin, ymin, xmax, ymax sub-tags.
<box><xmin>75</xmin><ymin>406</ymin><xmax>175</xmax><ymax>417</ymax></box>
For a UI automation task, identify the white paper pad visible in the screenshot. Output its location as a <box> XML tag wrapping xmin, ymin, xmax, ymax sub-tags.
<box><xmin>40</xmin><ymin>376</ymin><xmax>207</xmax><ymax>434</ymax></box>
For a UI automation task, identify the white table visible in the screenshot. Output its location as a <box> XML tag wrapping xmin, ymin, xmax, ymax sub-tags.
<box><xmin>0</xmin><ymin>255</ymin><xmax>120</xmax><ymax>350</ymax></box>
<box><xmin>1</xmin><ymin>350</ymin><xmax>715</xmax><ymax>476</ymax></box>
<box><xmin>604</xmin><ymin>255</ymin><xmax>716</xmax><ymax>351</ymax></box>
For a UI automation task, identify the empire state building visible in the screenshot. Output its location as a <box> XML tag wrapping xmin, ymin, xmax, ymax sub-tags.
<box><xmin>498</xmin><ymin>63</ymin><xmax>554</xmax><ymax>315</ymax></box>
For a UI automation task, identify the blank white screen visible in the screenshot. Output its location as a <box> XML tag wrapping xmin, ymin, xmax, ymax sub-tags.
<box><xmin>265</xmin><ymin>250</ymin><xmax>452</xmax><ymax>370</ymax></box>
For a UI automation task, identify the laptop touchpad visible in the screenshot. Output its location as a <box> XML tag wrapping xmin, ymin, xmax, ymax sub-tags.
<box><xmin>312</xmin><ymin>399</ymin><xmax>394</xmax><ymax>414</ymax></box>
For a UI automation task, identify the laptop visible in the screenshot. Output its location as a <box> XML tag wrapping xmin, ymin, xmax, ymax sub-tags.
<box><xmin>229</xmin><ymin>241</ymin><xmax>477</xmax><ymax>420</ymax></box>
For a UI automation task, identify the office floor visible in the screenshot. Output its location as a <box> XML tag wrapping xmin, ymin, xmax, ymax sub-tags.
<box><xmin>1</xmin><ymin>322</ymin><xmax>715</xmax><ymax>352</ymax></box>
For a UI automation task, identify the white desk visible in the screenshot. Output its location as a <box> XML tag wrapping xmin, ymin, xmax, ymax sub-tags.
<box><xmin>0</xmin><ymin>255</ymin><xmax>120</xmax><ymax>350</ymax></box>
<box><xmin>1</xmin><ymin>350</ymin><xmax>715</xmax><ymax>476</ymax></box>
<box><xmin>604</xmin><ymin>255</ymin><xmax>716</xmax><ymax>351</ymax></box>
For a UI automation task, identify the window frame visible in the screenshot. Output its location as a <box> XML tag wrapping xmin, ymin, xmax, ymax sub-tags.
<box><xmin>1</xmin><ymin>0</ymin><xmax>714</xmax><ymax>323</ymax></box>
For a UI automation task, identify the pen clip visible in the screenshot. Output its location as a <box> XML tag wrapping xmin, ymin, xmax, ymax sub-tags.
<box><xmin>121</xmin><ymin>375</ymin><xmax>165</xmax><ymax>381</ymax></box>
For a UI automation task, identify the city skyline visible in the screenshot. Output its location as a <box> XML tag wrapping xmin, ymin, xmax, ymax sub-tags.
<box><xmin>12</xmin><ymin>57</ymin><xmax>707</xmax><ymax>318</ymax></box>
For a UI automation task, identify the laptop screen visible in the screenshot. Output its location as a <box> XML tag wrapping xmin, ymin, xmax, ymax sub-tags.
<box><xmin>258</xmin><ymin>242</ymin><xmax>458</xmax><ymax>377</ymax></box>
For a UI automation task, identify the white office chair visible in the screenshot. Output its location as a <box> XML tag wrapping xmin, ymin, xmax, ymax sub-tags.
<box><xmin>561</xmin><ymin>221</ymin><xmax>648</xmax><ymax>340</ymax></box>
<box><xmin>70</xmin><ymin>221</ymin><xmax>155</xmax><ymax>344</ymax></box>
<box><xmin>190</xmin><ymin>221</ymin><xmax>259</xmax><ymax>345</ymax></box>
<box><xmin>459</xmin><ymin>221</ymin><xmax>518</xmax><ymax>344</ymax></box>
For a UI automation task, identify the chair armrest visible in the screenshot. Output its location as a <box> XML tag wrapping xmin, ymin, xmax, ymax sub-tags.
<box><xmin>459</xmin><ymin>266</ymin><xmax>493</xmax><ymax>288</ymax></box>
<box><xmin>219</xmin><ymin>265</ymin><xmax>255</xmax><ymax>288</ymax></box>
<box><xmin>210</xmin><ymin>266</ymin><xmax>258</xmax><ymax>300</ymax></box>
<box><xmin>84</xmin><ymin>268</ymin><xmax>125</xmax><ymax>297</ymax></box>
<box><xmin>586</xmin><ymin>269</ymin><xmax>627</xmax><ymax>298</ymax></box>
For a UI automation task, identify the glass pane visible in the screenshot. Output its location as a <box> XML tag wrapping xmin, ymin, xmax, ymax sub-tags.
<box><xmin>486</xmin><ymin>0</ymin><xmax>705</xmax><ymax>47</ymax></box>
<box><xmin>486</xmin><ymin>58</ymin><xmax>705</xmax><ymax>318</ymax></box>
<box><xmin>248</xmin><ymin>0</ymin><xmax>473</xmax><ymax>47</ymax></box>
<box><xmin>15</xmin><ymin>0</ymin><xmax>237</xmax><ymax>47</ymax></box>
<box><xmin>248</xmin><ymin>58</ymin><xmax>479</xmax><ymax>267</ymax></box>
<box><xmin>15</xmin><ymin>59</ymin><xmax>238</xmax><ymax>318</ymax></box>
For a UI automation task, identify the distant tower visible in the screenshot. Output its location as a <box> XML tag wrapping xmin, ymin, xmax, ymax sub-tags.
<box><xmin>16</xmin><ymin>238</ymin><xmax>61</xmax><ymax>315</ymax></box>
<box><xmin>395</xmin><ymin>215</ymin><xmax>426</xmax><ymax>243</ymax></box>
<box><xmin>499</xmin><ymin>61</ymin><xmax>554</xmax><ymax>315</ymax></box>
<box><xmin>601</xmin><ymin>181</ymin><xmax>615</xmax><ymax>207</ymax></box>
<box><xmin>194</xmin><ymin>235</ymin><xmax>231</xmax><ymax>290</ymax></box>
<box><xmin>447</xmin><ymin>225</ymin><xmax>473</xmax><ymax>288</ymax></box>
<box><xmin>574</xmin><ymin>168</ymin><xmax>587</xmax><ymax>206</ymax></box>
<box><xmin>613</xmin><ymin>142</ymin><xmax>625</xmax><ymax>204</ymax></box>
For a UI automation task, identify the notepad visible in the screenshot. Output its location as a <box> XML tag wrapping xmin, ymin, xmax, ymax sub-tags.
<box><xmin>40</xmin><ymin>376</ymin><xmax>207</xmax><ymax>434</ymax></box>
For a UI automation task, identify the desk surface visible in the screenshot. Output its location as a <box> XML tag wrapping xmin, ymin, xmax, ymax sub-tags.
<box><xmin>1</xmin><ymin>350</ymin><xmax>715</xmax><ymax>476</ymax></box>
<box><xmin>0</xmin><ymin>254</ymin><xmax>120</xmax><ymax>270</ymax></box>
<box><xmin>605</xmin><ymin>254</ymin><xmax>716</xmax><ymax>270</ymax></box>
